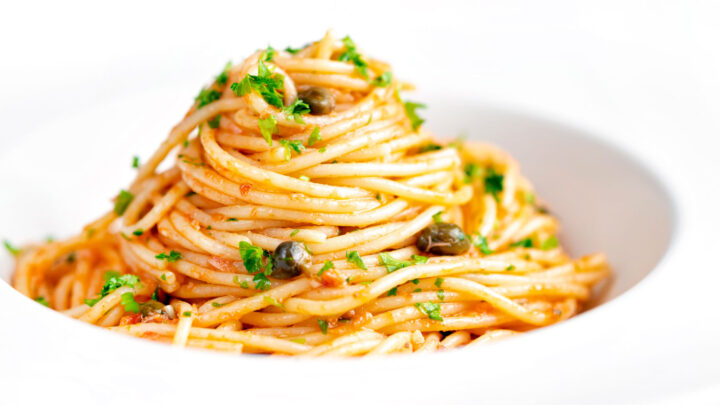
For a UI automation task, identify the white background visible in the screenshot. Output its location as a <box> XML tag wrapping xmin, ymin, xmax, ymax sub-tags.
<box><xmin>1</xmin><ymin>1</ymin><xmax>719</xmax><ymax>404</ymax></box>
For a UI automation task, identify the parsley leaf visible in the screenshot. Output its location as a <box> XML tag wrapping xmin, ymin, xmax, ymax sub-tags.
<box><xmin>510</xmin><ymin>238</ymin><xmax>534</xmax><ymax>248</ymax></box>
<box><xmin>207</xmin><ymin>115</ymin><xmax>221</xmax><ymax>129</ymax></box>
<box><xmin>403</xmin><ymin>100</ymin><xmax>426</xmax><ymax>131</ymax></box>
<box><xmin>3</xmin><ymin>240</ymin><xmax>20</xmax><ymax>256</ymax></box>
<box><xmin>261</xmin><ymin>46</ymin><xmax>276</xmax><ymax>62</ymax></box>
<box><xmin>283</xmin><ymin>99</ymin><xmax>311</xmax><ymax>124</ymax></box>
<box><xmin>290</xmin><ymin>229</ymin><xmax>300</xmax><ymax>237</ymax></box>
<box><xmin>474</xmin><ymin>235</ymin><xmax>493</xmax><ymax>255</ymax></box>
<box><xmin>131</xmin><ymin>156</ymin><xmax>140</xmax><ymax>168</ymax></box>
<box><xmin>195</xmin><ymin>88</ymin><xmax>222</xmax><ymax>108</ymax></box>
<box><xmin>231</xmin><ymin>60</ymin><xmax>285</xmax><ymax>108</ymax></box>
<box><xmin>338</xmin><ymin>36</ymin><xmax>369</xmax><ymax>78</ymax></box>
<box><xmin>155</xmin><ymin>250</ymin><xmax>182</xmax><ymax>262</ymax></box>
<box><xmin>318</xmin><ymin>260</ymin><xmax>334</xmax><ymax>276</ymax></box>
<box><xmin>318</xmin><ymin>319</ymin><xmax>329</xmax><ymax>334</ymax></box>
<box><xmin>263</xmin><ymin>295</ymin><xmax>285</xmax><ymax>309</ymax></box>
<box><xmin>432</xmin><ymin>211</ymin><xmax>443</xmax><ymax>224</ymax></box>
<box><xmin>484</xmin><ymin>168</ymin><xmax>504</xmax><ymax>201</ymax></box>
<box><xmin>414</xmin><ymin>302</ymin><xmax>443</xmax><ymax>321</ymax></box>
<box><xmin>284</xmin><ymin>46</ymin><xmax>301</xmax><ymax>54</ymax></box>
<box><xmin>419</xmin><ymin>143</ymin><xmax>442</xmax><ymax>153</ymax></box>
<box><xmin>411</xmin><ymin>255</ymin><xmax>428</xmax><ymax>264</ymax></box>
<box><xmin>132</xmin><ymin>229</ymin><xmax>143</xmax><ymax>236</ymax></box>
<box><xmin>345</xmin><ymin>250</ymin><xmax>367</xmax><ymax>270</ymax></box>
<box><xmin>258</xmin><ymin>115</ymin><xmax>277</xmax><ymax>146</ymax></box>
<box><xmin>371</xmin><ymin>71</ymin><xmax>392</xmax><ymax>87</ymax></box>
<box><xmin>215</xmin><ymin>61</ymin><xmax>232</xmax><ymax>86</ymax></box>
<box><xmin>541</xmin><ymin>235</ymin><xmax>559</xmax><ymax>250</ymax></box>
<box><xmin>84</xmin><ymin>274</ymin><xmax>140</xmax><ymax>307</ymax></box>
<box><xmin>279</xmin><ymin>139</ymin><xmax>305</xmax><ymax>161</ymax></box>
<box><xmin>387</xmin><ymin>286</ymin><xmax>398</xmax><ymax>296</ymax></box>
<box><xmin>238</xmin><ymin>241</ymin><xmax>273</xmax><ymax>291</ymax></box>
<box><xmin>463</xmin><ymin>163</ymin><xmax>484</xmax><ymax>184</ymax></box>
<box><xmin>35</xmin><ymin>297</ymin><xmax>50</xmax><ymax>307</ymax></box>
<box><xmin>307</xmin><ymin>127</ymin><xmax>321</xmax><ymax>147</ymax></box>
<box><xmin>114</xmin><ymin>190</ymin><xmax>134</xmax><ymax>216</ymax></box>
<box><xmin>120</xmin><ymin>291</ymin><xmax>139</xmax><ymax>313</ymax></box>
<box><xmin>437</xmin><ymin>290</ymin><xmax>445</xmax><ymax>301</ymax></box>
<box><xmin>378</xmin><ymin>253</ymin><xmax>412</xmax><ymax>273</ymax></box>
<box><xmin>434</xmin><ymin>278</ymin><xmax>444</xmax><ymax>288</ymax></box>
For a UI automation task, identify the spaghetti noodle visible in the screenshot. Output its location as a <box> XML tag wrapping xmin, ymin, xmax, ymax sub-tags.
<box><xmin>9</xmin><ymin>31</ymin><xmax>610</xmax><ymax>356</ymax></box>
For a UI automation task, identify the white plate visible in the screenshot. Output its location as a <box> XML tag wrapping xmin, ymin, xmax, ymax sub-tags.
<box><xmin>1</xmin><ymin>88</ymin><xmax>717</xmax><ymax>404</ymax></box>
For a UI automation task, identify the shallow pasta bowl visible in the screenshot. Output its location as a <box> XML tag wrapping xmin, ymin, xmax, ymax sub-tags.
<box><xmin>0</xmin><ymin>90</ymin><xmax>708</xmax><ymax>404</ymax></box>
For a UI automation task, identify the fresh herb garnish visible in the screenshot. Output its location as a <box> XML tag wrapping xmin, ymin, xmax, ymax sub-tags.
<box><xmin>345</xmin><ymin>250</ymin><xmax>367</xmax><ymax>270</ymax></box>
<box><xmin>131</xmin><ymin>156</ymin><xmax>140</xmax><ymax>168</ymax></box>
<box><xmin>214</xmin><ymin>61</ymin><xmax>232</xmax><ymax>86</ymax></box>
<box><xmin>155</xmin><ymin>250</ymin><xmax>182</xmax><ymax>262</ymax></box>
<box><xmin>484</xmin><ymin>168</ymin><xmax>504</xmax><ymax>202</ymax></box>
<box><xmin>411</xmin><ymin>255</ymin><xmax>428</xmax><ymax>264</ymax></box>
<box><xmin>463</xmin><ymin>163</ymin><xmax>484</xmax><ymax>184</ymax></box>
<box><xmin>207</xmin><ymin>115</ymin><xmax>221</xmax><ymax>129</ymax></box>
<box><xmin>290</xmin><ymin>229</ymin><xmax>300</xmax><ymax>237</ymax></box>
<box><xmin>283</xmin><ymin>99</ymin><xmax>311</xmax><ymax>124</ymax></box>
<box><xmin>371</xmin><ymin>71</ymin><xmax>392</xmax><ymax>87</ymax></box>
<box><xmin>318</xmin><ymin>319</ymin><xmax>329</xmax><ymax>334</ymax></box>
<box><xmin>84</xmin><ymin>273</ymin><xmax>140</xmax><ymax>307</ymax></box>
<box><xmin>308</xmin><ymin>127</ymin><xmax>321</xmax><ymax>147</ymax></box>
<box><xmin>279</xmin><ymin>139</ymin><xmax>305</xmax><ymax>160</ymax></box>
<box><xmin>387</xmin><ymin>286</ymin><xmax>398</xmax><ymax>296</ymax></box>
<box><xmin>3</xmin><ymin>240</ymin><xmax>20</xmax><ymax>256</ymax></box>
<box><xmin>414</xmin><ymin>302</ymin><xmax>443</xmax><ymax>321</ymax></box>
<box><xmin>434</xmin><ymin>278</ymin><xmax>444</xmax><ymax>288</ymax></box>
<box><xmin>132</xmin><ymin>229</ymin><xmax>143</xmax><ymax>236</ymax></box>
<box><xmin>510</xmin><ymin>238</ymin><xmax>534</xmax><ymax>248</ymax></box>
<box><xmin>195</xmin><ymin>88</ymin><xmax>222</xmax><ymax>108</ymax></box>
<box><xmin>120</xmin><ymin>291</ymin><xmax>139</xmax><ymax>313</ymax></box>
<box><xmin>419</xmin><ymin>143</ymin><xmax>442</xmax><ymax>153</ymax></box>
<box><xmin>258</xmin><ymin>115</ymin><xmax>277</xmax><ymax>146</ymax></box>
<box><xmin>318</xmin><ymin>260</ymin><xmax>334</xmax><ymax>276</ymax></box>
<box><xmin>114</xmin><ymin>190</ymin><xmax>134</xmax><ymax>216</ymax></box>
<box><xmin>231</xmin><ymin>60</ymin><xmax>284</xmax><ymax>108</ymax></box>
<box><xmin>474</xmin><ymin>235</ymin><xmax>493</xmax><ymax>254</ymax></box>
<box><xmin>378</xmin><ymin>253</ymin><xmax>412</xmax><ymax>273</ymax></box>
<box><xmin>238</xmin><ymin>241</ymin><xmax>273</xmax><ymax>291</ymax></box>
<box><xmin>403</xmin><ymin>100</ymin><xmax>426</xmax><ymax>131</ymax></box>
<box><xmin>35</xmin><ymin>297</ymin><xmax>50</xmax><ymax>307</ymax></box>
<box><xmin>261</xmin><ymin>46</ymin><xmax>276</xmax><ymax>62</ymax></box>
<box><xmin>541</xmin><ymin>235</ymin><xmax>559</xmax><ymax>250</ymax></box>
<box><xmin>338</xmin><ymin>36</ymin><xmax>369</xmax><ymax>78</ymax></box>
<box><xmin>432</xmin><ymin>211</ymin><xmax>443</xmax><ymax>224</ymax></box>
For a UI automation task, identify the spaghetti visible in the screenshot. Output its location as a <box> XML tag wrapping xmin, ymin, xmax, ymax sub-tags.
<box><xmin>10</xmin><ymin>31</ymin><xmax>610</xmax><ymax>356</ymax></box>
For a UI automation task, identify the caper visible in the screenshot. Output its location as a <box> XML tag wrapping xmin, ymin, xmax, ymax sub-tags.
<box><xmin>271</xmin><ymin>241</ymin><xmax>312</xmax><ymax>279</ymax></box>
<box><xmin>139</xmin><ymin>300</ymin><xmax>165</xmax><ymax>317</ymax></box>
<box><xmin>416</xmin><ymin>223</ymin><xmax>471</xmax><ymax>255</ymax></box>
<box><xmin>298</xmin><ymin>86</ymin><xmax>335</xmax><ymax>115</ymax></box>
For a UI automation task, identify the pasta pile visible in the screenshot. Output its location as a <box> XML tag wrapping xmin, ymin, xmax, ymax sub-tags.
<box><xmin>10</xmin><ymin>31</ymin><xmax>609</xmax><ymax>355</ymax></box>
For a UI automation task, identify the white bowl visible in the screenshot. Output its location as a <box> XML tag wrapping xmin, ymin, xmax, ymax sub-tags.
<box><xmin>0</xmin><ymin>94</ymin><xmax>689</xmax><ymax>404</ymax></box>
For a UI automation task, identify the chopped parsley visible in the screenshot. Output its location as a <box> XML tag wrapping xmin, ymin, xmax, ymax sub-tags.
<box><xmin>432</xmin><ymin>211</ymin><xmax>443</xmax><ymax>223</ymax></box>
<box><xmin>371</xmin><ymin>71</ymin><xmax>392</xmax><ymax>87</ymax></box>
<box><xmin>120</xmin><ymin>291</ymin><xmax>139</xmax><ymax>313</ymax></box>
<box><xmin>284</xmin><ymin>46</ymin><xmax>301</xmax><ymax>54</ymax></box>
<box><xmin>541</xmin><ymin>235</ymin><xmax>559</xmax><ymax>250</ymax></box>
<box><xmin>387</xmin><ymin>286</ymin><xmax>398</xmax><ymax>296</ymax></box>
<box><xmin>207</xmin><ymin>115</ymin><xmax>221</xmax><ymax>129</ymax></box>
<box><xmin>463</xmin><ymin>163</ymin><xmax>484</xmax><ymax>184</ymax></box>
<box><xmin>238</xmin><ymin>241</ymin><xmax>273</xmax><ymax>291</ymax></box>
<box><xmin>226</xmin><ymin>217</ymin><xmax>239</xmax><ymax>222</ymax></box>
<box><xmin>524</xmin><ymin>192</ymin><xmax>535</xmax><ymax>204</ymax></box>
<box><xmin>183</xmin><ymin>311</ymin><xmax>192</xmax><ymax>317</ymax></box>
<box><xmin>307</xmin><ymin>126</ymin><xmax>321</xmax><ymax>147</ymax></box>
<box><xmin>345</xmin><ymin>250</ymin><xmax>367</xmax><ymax>270</ymax></box>
<box><xmin>338</xmin><ymin>36</ymin><xmax>369</xmax><ymax>78</ymax></box>
<box><xmin>403</xmin><ymin>100</ymin><xmax>426</xmax><ymax>131</ymax></box>
<box><xmin>506</xmin><ymin>265</ymin><xmax>516</xmax><ymax>271</ymax></box>
<box><xmin>290</xmin><ymin>229</ymin><xmax>300</xmax><ymax>237</ymax></box>
<box><xmin>279</xmin><ymin>139</ymin><xmax>305</xmax><ymax>160</ymax></box>
<box><xmin>437</xmin><ymin>290</ymin><xmax>445</xmax><ymax>301</ymax></box>
<box><xmin>419</xmin><ymin>143</ymin><xmax>442</xmax><ymax>153</ymax></box>
<box><xmin>231</xmin><ymin>59</ymin><xmax>284</xmax><ymax>108</ymax></box>
<box><xmin>283</xmin><ymin>99</ymin><xmax>311</xmax><ymax>124</ymax></box>
<box><xmin>318</xmin><ymin>147</ymin><xmax>327</xmax><ymax>153</ymax></box>
<box><xmin>318</xmin><ymin>319</ymin><xmax>329</xmax><ymax>334</ymax></box>
<box><xmin>484</xmin><ymin>168</ymin><xmax>504</xmax><ymax>201</ymax></box>
<box><xmin>290</xmin><ymin>337</ymin><xmax>306</xmax><ymax>344</ymax></box>
<box><xmin>211</xmin><ymin>301</ymin><xmax>225</xmax><ymax>308</ymax></box>
<box><xmin>3</xmin><ymin>240</ymin><xmax>20</xmax><ymax>256</ymax></box>
<box><xmin>263</xmin><ymin>296</ymin><xmax>285</xmax><ymax>309</ymax></box>
<box><xmin>411</xmin><ymin>278</ymin><xmax>419</xmax><ymax>285</ymax></box>
<box><xmin>214</xmin><ymin>61</ymin><xmax>232</xmax><ymax>86</ymax></box>
<box><xmin>510</xmin><ymin>238</ymin><xmax>534</xmax><ymax>248</ymax></box>
<box><xmin>411</xmin><ymin>255</ymin><xmax>428</xmax><ymax>264</ymax></box>
<box><xmin>195</xmin><ymin>88</ymin><xmax>222</xmax><ymax>108</ymax></box>
<box><xmin>114</xmin><ymin>190</ymin><xmax>134</xmax><ymax>216</ymax></box>
<box><xmin>155</xmin><ymin>250</ymin><xmax>182</xmax><ymax>262</ymax></box>
<box><xmin>318</xmin><ymin>260</ymin><xmax>334</xmax><ymax>276</ymax></box>
<box><xmin>261</xmin><ymin>46</ymin><xmax>276</xmax><ymax>62</ymax></box>
<box><xmin>132</xmin><ymin>229</ymin><xmax>143</xmax><ymax>236</ymax></box>
<box><xmin>474</xmin><ymin>235</ymin><xmax>493</xmax><ymax>254</ymax></box>
<box><xmin>35</xmin><ymin>297</ymin><xmax>50</xmax><ymax>307</ymax></box>
<box><xmin>84</xmin><ymin>273</ymin><xmax>140</xmax><ymax>307</ymax></box>
<box><xmin>258</xmin><ymin>115</ymin><xmax>277</xmax><ymax>146</ymax></box>
<box><xmin>378</xmin><ymin>253</ymin><xmax>412</xmax><ymax>273</ymax></box>
<box><xmin>434</xmin><ymin>278</ymin><xmax>444</xmax><ymax>288</ymax></box>
<box><xmin>131</xmin><ymin>156</ymin><xmax>140</xmax><ymax>168</ymax></box>
<box><xmin>415</xmin><ymin>302</ymin><xmax>443</xmax><ymax>321</ymax></box>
